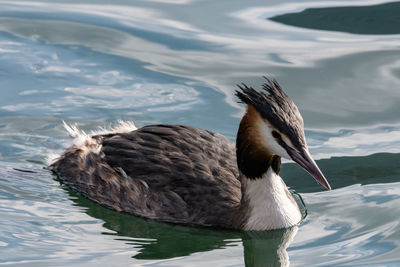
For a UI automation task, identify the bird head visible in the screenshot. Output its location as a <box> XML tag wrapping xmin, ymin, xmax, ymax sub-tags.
<box><xmin>236</xmin><ymin>77</ymin><xmax>331</xmax><ymax>190</ymax></box>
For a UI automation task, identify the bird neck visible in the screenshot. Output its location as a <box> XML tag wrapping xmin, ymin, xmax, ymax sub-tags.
<box><xmin>241</xmin><ymin>167</ymin><xmax>302</xmax><ymax>230</ymax></box>
<box><xmin>235</xmin><ymin>105</ymin><xmax>301</xmax><ymax>230</ymax></box>
<box><xmin>236</xmin><ymin>105</ymin><xmax>280</xmax><ymax>178</ymax></box>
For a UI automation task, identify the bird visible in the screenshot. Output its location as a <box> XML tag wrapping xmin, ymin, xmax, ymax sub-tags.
<box><xmin>50</xmin><ymin>77</ymin><xmax>331</xmax><ymax>231</ymax></box>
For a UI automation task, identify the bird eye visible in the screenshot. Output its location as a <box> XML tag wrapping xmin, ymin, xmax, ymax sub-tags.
<box><xmin>272</xmin><ymin>131</ymin><xmax>281</xmax><ymax>139</ymax></box>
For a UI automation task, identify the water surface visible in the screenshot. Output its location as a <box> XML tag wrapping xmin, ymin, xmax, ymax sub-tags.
<box><xmin>0</xmin><ymin>0</ymin><xmax>399</xmax><ymax>266</ymax></box>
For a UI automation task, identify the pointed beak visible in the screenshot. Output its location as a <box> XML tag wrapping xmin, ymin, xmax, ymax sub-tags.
<box><xmin>281</xmin><ymin>142</ymin><xmax>331</xmax><ymax>190</ymax></box>
<box><xmin>291</xmin><ymin>148</ymin><xmax>331</xmax><ymax>190</ymax></box>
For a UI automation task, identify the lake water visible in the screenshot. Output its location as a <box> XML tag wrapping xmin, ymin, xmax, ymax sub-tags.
<box><xmin>0</xmin><ymin>0</ymin><xmax>400</xmax><ymax>266</ymax></box>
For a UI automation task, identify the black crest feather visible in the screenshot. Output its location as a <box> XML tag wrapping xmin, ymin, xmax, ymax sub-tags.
<box><xmin>235</xmin><ymin>77</ymin><xmax>306</xmax><ymax>150</ymax></box>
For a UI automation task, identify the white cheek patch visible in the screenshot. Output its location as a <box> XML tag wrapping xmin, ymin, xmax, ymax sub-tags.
<box><xmin>258</xmin><ymin>122</ymin><xmax>291</xmax><ymax>159</ymax></box>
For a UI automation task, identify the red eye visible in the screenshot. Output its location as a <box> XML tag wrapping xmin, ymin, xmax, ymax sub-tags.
<box><xmin>272</xmin><ymin>131</ymin><xmax>281</xmax><ymax>139</ymax></box>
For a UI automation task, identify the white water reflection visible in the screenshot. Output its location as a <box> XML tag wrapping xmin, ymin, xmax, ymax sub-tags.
<box><xmin>64</xmin><ymin>82</ymin><xmax>200</xmax><ymax>110</ymax></box>
<box><xmin>307</xmin><ymin>124</ymin><xmax>400</xmax><ymax>159</ymax></box>
<box><xmin>291</xmin><ymin>183</ymin><xmax>400</xmax><ymax>266</ymax></box>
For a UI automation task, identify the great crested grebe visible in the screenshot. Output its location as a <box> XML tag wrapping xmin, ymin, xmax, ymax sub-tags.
<box><xmin>50</xmin><ymin>78</ymin><xmax>330</xmax><ymax>231</ymax></box>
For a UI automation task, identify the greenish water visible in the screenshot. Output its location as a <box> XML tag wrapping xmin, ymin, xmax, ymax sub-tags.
<box><xmin>270</xmin><ymin>2</ymin><xmax>400</xmax><ymax>35</ymax></box>
<box><xmin>0</xmin><ymin>0</ymin><xmax>399</xmax><ymax>266</ymax></box>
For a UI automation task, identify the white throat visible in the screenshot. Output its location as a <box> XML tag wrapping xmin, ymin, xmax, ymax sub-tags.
<box><xmin>243</xmin><ymin>168</ymin><xmax>302</xmax><ymax>231</ymax></box>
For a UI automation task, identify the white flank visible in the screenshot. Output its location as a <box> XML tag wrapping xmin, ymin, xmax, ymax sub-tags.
<box><xmin>60</xmin><ymin>120</ymin><xmax>137</xmax><ymax>156</ymax></box>
<box><xmin>244</xmin><ymin>168</ymin><xmax>302</xmax><ymax>230</ymax></box>
<box><xmin>91</xmin><ymin>120</ymin><xmax>137</xmax><ymax>136</ymax></box>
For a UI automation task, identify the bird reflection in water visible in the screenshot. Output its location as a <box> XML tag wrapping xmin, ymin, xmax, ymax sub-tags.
<box><xmin>65</xmin><ymin>187</ymin><xmax>303</xmax><ymax>266</ymax></box>
<box><xmin>243</xmin><ymin>227</ymin><xmax>297</xmax><ymax>267</ymax></box>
